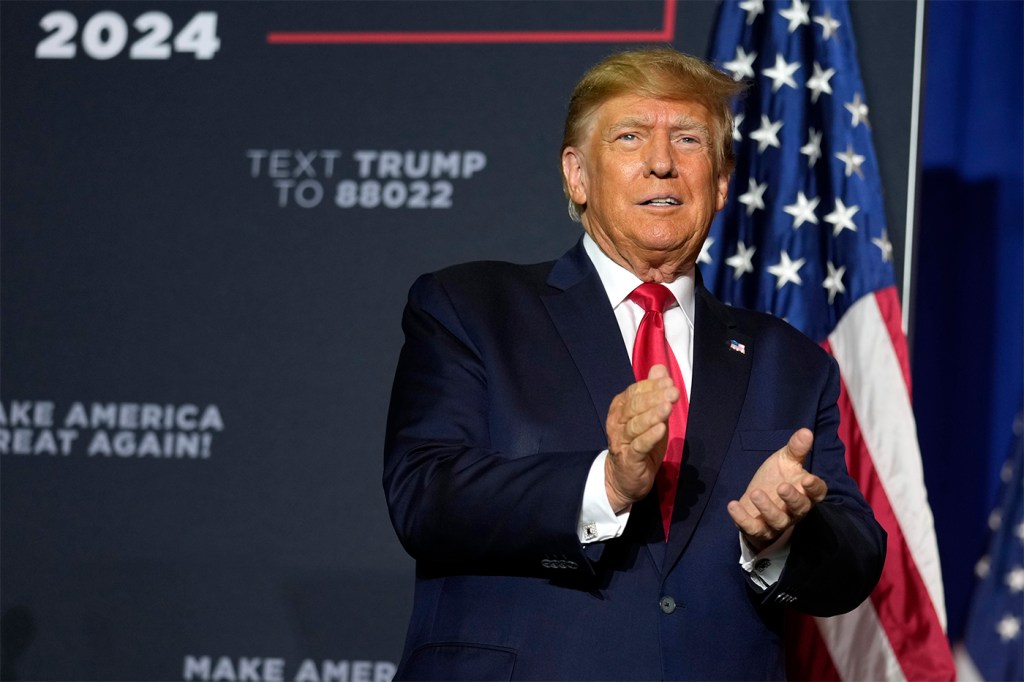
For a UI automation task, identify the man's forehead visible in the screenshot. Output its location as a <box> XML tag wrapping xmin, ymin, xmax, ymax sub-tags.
<box><xmin>594</xmin><ymin>94</ymin><xmax>713</xmax><ymax>127</ymax></box>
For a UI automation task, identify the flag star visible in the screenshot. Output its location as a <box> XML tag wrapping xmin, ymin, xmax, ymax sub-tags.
<box><xmin>872</xmin><ymin>230</ymin><xmax>894</xmax><ymax>262</ymax></box>
<box><xmin>824</xmin><ymin>198</ymin><xmax>859</xmax><ymax>236</ymax></box>
<box><xmin>822</xmin><ymin>262</ymin><xmax>847</xmax><ymax>304</ymax></box>
<box><xmin>698</xmin><ymin>236</ymin><xmax>714</xmax><ymax>265</ymax></box>
<box><xmin>763</xmin><ymin>53</ymin><xmax>801</xmax><ymax>92</ymax></box>
<box><xmin>996</xmin><ymin>614</ymin><xmax>1021</xmax><ymax>642</ymax></box>
<box><xmin>783</xmin><ymin>191</ymin><xmax>819</xmax><ymax>228</ymax></box>
<box><xmin>732</xmin><ymin>111</ymin><xmax>745</xmax><ymax>142</ymax></box>
<box><xmin>724</xmin><ymin>46</ymin><xmax>757</xmax><ymax>81</ymax></box>
<box><xmin>845</xmin><ymin>92</ymin><xmax>871</xmax><ymax>128</ymax></box>
<box><xmin>800</xmin><ymin>128</ymin><xmax>823</xmax><ymax>167</ymax></box>
<box><xmin>749</xmin><ymin>115</ymin><xmax>784</xmax><ymax>152</ymax></box>
<box><xmin>778</xmin><ymin>0</ymin><xmax>810</xmax><ymax>33</ymax></box>
<box><xmin>1007</xmin><ymin>566</ymin><xmax>1024</xmax><ymax>593</ymax></box>
<box><xmin>739</xmin><ymin>0</ymin><xmax>765</xmax><ymax>25</ymax></box>
<box><xmin>835</xmin><ymin>144</ymin><xmax>866</xmax><ymax>178</ymax></box>
<box><xmin>814</xmin><ymin>9</ymin><xmax>842</xmax><ymax>40</ymax></box>
<box><xmin>1016</xmin><ymin>521</ymin><xmax>1024</xmax><ymax>542</ymax></box>
<box><xmin>726</xmin><ymin>241</ymin><xmax>757</xmax><ymax>280</ymax></box>
<box><xmin>768</xmin><ymin>251</ymin><xmax>805</xmax><ymax>289</ymax></box>
<box><xmin>806</xmin><ymin>62</ymin><xmax>835</xmax><ymax>103</ymax></box>
<box><xmin>976</xmin><ymin>555</ymin><xmax>991</xmax><ymax>579</ymax></box>
<box><xmin>738</xmin><ymin>178</ymin><xmax>768</xmax><ymax>215</ymax></box>
<box><xmin>990</xmin><ymin>509</ymin><xmax>1003</xmax><ymax>531</ymax></box>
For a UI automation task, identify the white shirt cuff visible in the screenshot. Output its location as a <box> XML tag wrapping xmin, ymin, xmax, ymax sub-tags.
<box><xmin>738</xmin><ymin>527</ymin><xmax>793</xmax><ymax>590</ymax></box>
<box><xmin>578</xmin><ymin>451</ymin><xmax>630</xmax><ymax>543</ymax></box>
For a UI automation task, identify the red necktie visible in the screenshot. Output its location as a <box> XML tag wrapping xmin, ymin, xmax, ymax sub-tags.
<box><xmin>628</xmin><ymin>283</ymin><xmax>689</xmax><ymax>540</ymax></box>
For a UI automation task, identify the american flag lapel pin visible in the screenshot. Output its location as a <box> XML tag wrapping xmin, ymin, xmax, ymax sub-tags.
<box><xmin>728</xmin><ymin>339</ymin><xmax>746</xmax><ymax>355</ymax></box>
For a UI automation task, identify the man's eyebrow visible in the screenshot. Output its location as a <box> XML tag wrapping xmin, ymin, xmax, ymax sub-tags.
<box><xmin>605</xmin><ymin>115</ymin><xmax>711</xmax><ymax>136</ymax></box>
<box><xmin>606</xmin><ymin>116</ymin><xmax>655</xmax><ymax>133</ymax></box>
<box><xmin>671</xmin><ymin>116</ymin><xmax>712</xmax><ymax>135</ymax></box>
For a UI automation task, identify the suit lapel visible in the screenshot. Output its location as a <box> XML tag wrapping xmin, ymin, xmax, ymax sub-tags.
<box><xmin>542</xmin><ymin>240</ymin><xmax>635</xmax><ymax>429</ymax></box>
<box><xmin>662</xmin><ymin>278</ymin><xmax>753</xmax><ymax>573</ymax></box>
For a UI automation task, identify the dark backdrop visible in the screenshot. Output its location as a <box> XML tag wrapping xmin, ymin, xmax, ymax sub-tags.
<box><xmin>1</xmin><ymin>2</ymin><xmax>929</xmax><ymax>680</ymax></box>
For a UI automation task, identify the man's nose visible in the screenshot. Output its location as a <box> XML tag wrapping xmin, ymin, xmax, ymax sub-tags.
<box><xmin>645</xmin><ymin>135</ymin><xmax>677</xmax><ymax>178</ymax></box>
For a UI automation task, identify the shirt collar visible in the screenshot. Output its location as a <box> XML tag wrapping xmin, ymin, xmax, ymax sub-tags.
<box><xmin>582</xmin><ymin>233</ymin><xmax>695</xmax><ymax>325</ymax></box>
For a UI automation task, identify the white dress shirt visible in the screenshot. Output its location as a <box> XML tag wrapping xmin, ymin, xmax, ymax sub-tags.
<box><xmin>575</xmin><ymin>234</ymin><xmax>789</xmax><ymax>588</ymax></box>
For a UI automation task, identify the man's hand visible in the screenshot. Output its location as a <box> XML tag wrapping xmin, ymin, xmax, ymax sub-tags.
<box><xmin>727</xmin><ymin>428</ymin><xmax>828</xmax><ymax>552</ymax></box>
<box><xmin>604</xmin><ymin>364</ymin><xmax>680</xmax><ymax>513</ymax></box>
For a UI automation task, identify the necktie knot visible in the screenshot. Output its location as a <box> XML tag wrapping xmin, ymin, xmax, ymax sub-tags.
<box><xmin>629</xmin><ymin>282</ymin><xmax>674</xmax><ymax>314</ymax></box>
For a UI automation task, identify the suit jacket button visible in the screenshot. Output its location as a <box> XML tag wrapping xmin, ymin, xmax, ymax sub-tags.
<box><xmin>659</xmin><ymin>596</ymin><xmax>677</xmax><ymax>614</ymax></box>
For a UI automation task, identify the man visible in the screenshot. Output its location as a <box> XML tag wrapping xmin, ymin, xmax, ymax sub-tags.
<box><xmin>383</xmin><ymin>48</ymin><xmax>885</xmax><ymax>681</ymax></box>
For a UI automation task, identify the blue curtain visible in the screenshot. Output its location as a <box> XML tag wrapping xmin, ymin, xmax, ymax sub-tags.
<box><xmin>914</xmin><ymin>0</ymin><xmax>1023</xmax><ymax>643</ymax></box>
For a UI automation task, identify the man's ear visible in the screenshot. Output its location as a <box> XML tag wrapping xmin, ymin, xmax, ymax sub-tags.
<box><xmin>561</xmin><ymin>147</ymin><xmax>588</xmax><ymax>206</ymax></box>
<box><xmin>715</xmin><ymin>172</ymin><xmax>729</xmax><ymax>212</ymax></box>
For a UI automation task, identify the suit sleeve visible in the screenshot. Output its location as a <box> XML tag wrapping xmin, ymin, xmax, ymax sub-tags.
<box><xmin>383</xmin><ymin>273</ymin><xmax>599</xmax><ymax>574</ymax></box>
<box><xmin>762</xmin><ymin>355</ymin><xmax>887</xmax><ymax>616</ymax></box>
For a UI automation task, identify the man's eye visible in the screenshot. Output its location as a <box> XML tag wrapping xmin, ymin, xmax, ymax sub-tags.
<box><xmin>619</xmin><ymin>133</ymin><xmax>638</xmax><ymax>141</ymax></box>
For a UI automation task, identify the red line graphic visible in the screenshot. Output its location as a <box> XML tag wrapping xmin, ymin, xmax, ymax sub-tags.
<box><xmin>268</xmin><ymin>0</ymin><xmax>676</xmax><ymax>45</ymax></box>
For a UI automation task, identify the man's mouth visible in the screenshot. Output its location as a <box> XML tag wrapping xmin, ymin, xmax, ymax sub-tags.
<box><xmin>642</xmin><ymin>197</ymin><xmax>681</xmax><ymax>206</ymax></box>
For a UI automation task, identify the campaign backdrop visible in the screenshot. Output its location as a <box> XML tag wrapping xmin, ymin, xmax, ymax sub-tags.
<box><xmin>2</xmin><ymin>2</ymin><xmax>922</xmax><ymax>680</ymax></box>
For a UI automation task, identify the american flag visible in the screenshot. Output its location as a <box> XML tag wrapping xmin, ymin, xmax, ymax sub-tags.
<box><xmin>704</xmin><ymin>1</ymin><xmax>956</xmax><ymax>679</ymax></box>
<box><xmin>960</xmin><ymin>415</ymin><xmax>1023</xmax><ymax>682</ymax></box>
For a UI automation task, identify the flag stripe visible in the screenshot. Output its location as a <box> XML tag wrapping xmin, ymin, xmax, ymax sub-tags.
<box><xmin>874</xmin><ymin>286</ymin><xmax>912</xmax><ymax>393</ymax></box>
<box><xmin>815</xmin><ymin>599</ymin><xmax>905</xmax><ymax>682</ymax></box>
<box><xmin>785</xmin><ymin>609</ymin><xmax>842</xmax><ymax>681</ymax></box>
<box><xmin>827</xmin><ymin>381</ymin><xmax>953</xmax><ymax>677</ymax></box>
<box><xmin>825</xmin><ymin>292</ymin><xmax>955</xmax><ymax>680</ymax></box>
<box><xmin>829</xmin><ymin>290</ymin><xmax>947</xmax><ymax>625</ymax></box>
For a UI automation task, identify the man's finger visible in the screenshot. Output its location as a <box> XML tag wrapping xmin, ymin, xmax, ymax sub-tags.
<box><xmin>608</xmin><ymin>380</ymin><xmax>671</xmax><ymax>431</ymax></box>
<box><xmin>800</xmin><ymin>474</ymin><xmax>828</xmax><ymax>503</ymax></box>
<box><xmin>748</xmin><ymin>489</ymin><xmax>791</xmax><ymax>532</ymax></box>
<box><xmin>727</xmin><ymin>500</ymin><xmax>757</xmax><ymax>531</ymax></box>
<box><xmin>727</xmin><ymin>501</ymin><xmax>775</xmax><ymax>547</ymax></box>
<box><xmin>630</xmin><ymin>422</ymin><xmax>668</xmax><ymax>458</ymax></box>
<box><xmin>624</xmin><ymin>403</ymin><xmax>671</xmax><ymax>440</ymax></box>
<box><xmin>625</xmin><ymin>381</ymin><xmax>678</xmax><ymax>418</ymax></box>
<box><xmin>646</xmin><ymin>364</ymin><xmax>670</xmax><ymax>381</ymax></box>
<box><xmin>777</xmin><ymin>483</ymin><xmax>812</xmax><ymax>518</ymax></box>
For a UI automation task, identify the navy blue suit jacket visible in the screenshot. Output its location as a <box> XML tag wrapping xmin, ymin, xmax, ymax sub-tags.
<box><xmin>383</xmin><ymin>240</ymin><xmax>885</xmax><ymax>681</ymax></box>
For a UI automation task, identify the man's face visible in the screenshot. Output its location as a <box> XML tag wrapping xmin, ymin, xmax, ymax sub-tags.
<box><xmin>561</xmin><ymin>94</ymin><xmax>729</xmax><ymax>280</ymax></box>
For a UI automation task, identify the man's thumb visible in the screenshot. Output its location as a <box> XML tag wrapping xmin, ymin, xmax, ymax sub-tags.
<box><xmin>785</xmin><ymin>428</ymin><xmax>814</xmax><ymax>463</ymax></box>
